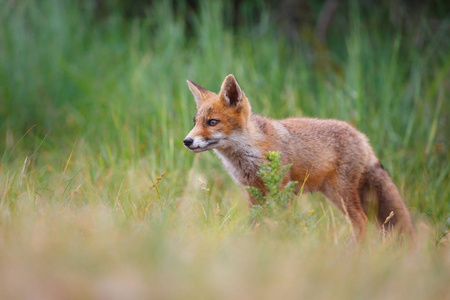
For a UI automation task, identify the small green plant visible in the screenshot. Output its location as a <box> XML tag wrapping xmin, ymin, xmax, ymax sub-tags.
<box><xmin>246</xmin><ymin>151</ymin><xmax>315</xmax><ymax>233</ymax></box>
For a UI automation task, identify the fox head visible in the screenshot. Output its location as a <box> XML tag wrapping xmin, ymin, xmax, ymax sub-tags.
<box><xmin>183</xmin><ymin>74</ymin><xmax>252</xmax><ymax>153</ymax></box>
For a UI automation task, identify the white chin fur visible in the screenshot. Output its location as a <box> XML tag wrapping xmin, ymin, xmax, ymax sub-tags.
<box><xmin>190</xmin><ymin>147</ymin><xmax>208</xmax><ymax>153</ymax></box>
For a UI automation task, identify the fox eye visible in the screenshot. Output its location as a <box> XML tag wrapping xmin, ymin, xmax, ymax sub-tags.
<box><xmin>207</xmin><ymin>119</ymin><xmax>219</xmax><ymax>126</ymax></box>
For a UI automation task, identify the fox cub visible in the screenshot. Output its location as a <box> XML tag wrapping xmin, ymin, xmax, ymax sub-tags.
<box><xmin>183</xmin><ymin>74</ymin><xmax>414</xmax><ymax>239</ymax></box>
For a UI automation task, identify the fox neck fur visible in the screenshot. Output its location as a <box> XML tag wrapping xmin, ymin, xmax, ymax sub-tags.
<box><xmin>213</xmin><ymin>115</ymin><xmax>264</xmax><ymax>188</ymax></box>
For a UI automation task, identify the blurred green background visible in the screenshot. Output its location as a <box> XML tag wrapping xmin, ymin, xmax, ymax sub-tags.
<box><xmin>1</xmin><ymin>0</ymin><xmax>448</xmax><ymax>219</ymax></box>
<box><xmin>0</xmin><ymin>1</ymin><xmax>450</xmax><ymax>298</ymax></box>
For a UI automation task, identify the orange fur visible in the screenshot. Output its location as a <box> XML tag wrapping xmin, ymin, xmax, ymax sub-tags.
<box><xmin>184</xmin><ymin>74</ymin><xmax>415</xmax><ymax>240</ymax></box>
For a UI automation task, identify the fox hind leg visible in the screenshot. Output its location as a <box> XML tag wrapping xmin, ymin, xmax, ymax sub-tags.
<box><xmin>344</xmin><ymin>189</ymin><xmax>369</xmax><ymax>240</ymax></box>
<box><xmin>323</xmin><ymin>185</ymin><xmax>368</xmax><ymax>241</ymax></box>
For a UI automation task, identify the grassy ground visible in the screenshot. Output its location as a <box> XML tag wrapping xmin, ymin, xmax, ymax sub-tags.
<box><xmin>1</xmin><ymin>1</ymin><xmax>449</xmax><ymax>299</ymax></box>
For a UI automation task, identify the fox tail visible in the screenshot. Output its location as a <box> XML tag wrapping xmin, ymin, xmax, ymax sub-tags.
<box><xmin>360</xmin><ymin>162</ymin><xmax>415</xmax><ymax>237</ymax></box>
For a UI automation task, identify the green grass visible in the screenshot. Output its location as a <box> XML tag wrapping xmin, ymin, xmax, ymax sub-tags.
<box><xmin>0</xmin><ymin>0</ymin><xmax>449</xmax><ymax>298</ymax></box>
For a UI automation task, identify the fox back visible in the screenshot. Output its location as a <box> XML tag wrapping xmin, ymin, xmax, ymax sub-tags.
<box><xmin>184</xmin><ymin>74</ymin><xmax>414</xmax><ymax>240</ymax></box>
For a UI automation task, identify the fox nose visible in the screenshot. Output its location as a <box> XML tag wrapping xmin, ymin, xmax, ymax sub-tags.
<box><xmin>183</xmin><ymin>137</ymin><xmax>193</xmax><ymax>147</ymax></box>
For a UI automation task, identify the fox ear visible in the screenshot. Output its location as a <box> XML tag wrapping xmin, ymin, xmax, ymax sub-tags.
<box><xmin>220</xmin><ymin>74</ymin><xmax>243</xmax><ymax>108</ymax></box>
<box><xmin>187</xmin><ymin>80</ymin><xmax>209</xmax><ymax>107</ymax></box>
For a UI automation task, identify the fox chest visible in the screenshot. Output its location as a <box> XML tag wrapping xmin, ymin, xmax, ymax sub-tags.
<box><xmin>214</xmin><ymin>149</ymin><xmax>262</xmax><ymax>188</ymax></box>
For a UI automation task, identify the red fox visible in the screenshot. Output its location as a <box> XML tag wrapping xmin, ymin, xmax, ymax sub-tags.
<box><xmin>183</xmin><ymin>74</ymin><xmax>414</xmax><ymax>239</ymax></box>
